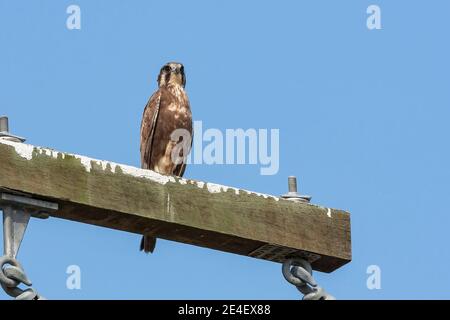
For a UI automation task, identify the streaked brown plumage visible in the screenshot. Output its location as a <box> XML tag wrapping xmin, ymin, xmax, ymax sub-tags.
<box><xmin>139</xmin><ymin>62</ymin><xmax>193</xmax><ymax>253</ymax></box>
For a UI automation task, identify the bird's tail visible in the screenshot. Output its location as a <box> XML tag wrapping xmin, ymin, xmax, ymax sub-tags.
<box><xmin>140</xmin><ymin>235</ymin><xmax>157</xmax><ymax>254</ymax></box>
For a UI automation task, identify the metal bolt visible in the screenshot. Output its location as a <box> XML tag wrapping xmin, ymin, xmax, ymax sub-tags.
<box><xmin>281</xmin><ymin>176</ymin><xmax>311</xmax><ymax>203</ymax></box>
<box><xmin>288</xmin><ymin>176</ymin><xmax>298</xmax><ymax>193</ymax></box>
<box><xmin>0</xmin><ymin>116</ymin><xmax>8</xmax><ymax>133</ymax></box>
<box><xmin>0</xmin><ymin>116</ymin><xmax>25</xmax><ymax>143</ymax></box>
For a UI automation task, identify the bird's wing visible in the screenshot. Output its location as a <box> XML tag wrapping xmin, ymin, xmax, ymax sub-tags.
<box><xmin>174</xmin><ymin>131</ymin><xmax>192</xmax><ymax>177</ymax></box>
<box><xmin>173</xmin><ymin>114</ymin><xmax>193</xmax><ymax>177</ymax></box>
<box><xmin>140</xmin><ymin>91</ymin><xmax>162</xmax><ymax>169</ymax></box>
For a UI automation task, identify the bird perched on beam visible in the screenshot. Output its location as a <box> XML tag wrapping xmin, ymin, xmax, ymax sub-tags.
<box><xmin>139</xmin><ymin>62</ymin><xmax>193</xmax><ymax>253</ymax></box>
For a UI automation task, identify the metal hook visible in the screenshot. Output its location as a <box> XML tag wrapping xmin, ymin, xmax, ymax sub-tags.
<box><xmin>282</xmin><ymin>258</ymin><xmax>336</xmax><ymax>300</ymax></box>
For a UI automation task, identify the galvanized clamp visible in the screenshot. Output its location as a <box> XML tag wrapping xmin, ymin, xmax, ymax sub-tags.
<box><xmin>282</xmin><ymin>258</ymin><xmax>335</xmax><ymax>300</ymax></box>
<box><xmin>0</xmin><ymin>193</ymin><xmax>58</xmax><ymax>300</ymax></box>
<box><xmin>0</xmin><ymin>194</ymin><xmax>58</xmax><ymax>299</ymax></box>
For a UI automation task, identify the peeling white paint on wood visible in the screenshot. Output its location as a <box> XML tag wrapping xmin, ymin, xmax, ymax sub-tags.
<box><xmin>195</xmin><ymin>181</ymin><xmax>205</xmax><ymax>189</ymax></box>
<box><xmin>0</xmin><ymin>139</ymin><xmax>34</xmax><ymax>160</ymax></box>
<box><xmin>206</xmin><ymin>183</ymin><xmax>227</xmax><ymax>194</ymax></box>
<box><xmin>245</xmin><ymin>189</ymin><xmax>279</xmax><ymax>201</ymax></box>
<box><xmin>119</xmin><ymin>164</ymin><xmax>176</xmax><ymax>185</ymax></box>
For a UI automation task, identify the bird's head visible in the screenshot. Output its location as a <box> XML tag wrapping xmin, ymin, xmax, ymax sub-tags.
<box><xmin>157</xmin><ymin>62</ymin><xmax>186</xmax><ymax>88</ymax></box>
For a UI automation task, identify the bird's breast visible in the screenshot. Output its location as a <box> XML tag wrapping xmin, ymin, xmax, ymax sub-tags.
<box><xmin>164</xmin><ymin>86</ymin><xmax>191</xmax><ymax>121</ymax></box>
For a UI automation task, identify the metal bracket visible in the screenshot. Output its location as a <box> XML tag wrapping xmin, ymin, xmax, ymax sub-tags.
<box><xmin>0</xmin><ymin>193</ymin><xmax>57</xmax><ymax>300</ymax></box>
<box><xmin>0</xmin><ymin>193</ymin><xmax>57</xmax><ymax>259</ymax></box>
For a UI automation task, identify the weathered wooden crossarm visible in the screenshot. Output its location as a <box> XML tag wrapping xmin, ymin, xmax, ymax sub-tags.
<box><xmin>0</xmin><ymin>140</ymin><xmax>351</xmax><ymax>272</ymax></box>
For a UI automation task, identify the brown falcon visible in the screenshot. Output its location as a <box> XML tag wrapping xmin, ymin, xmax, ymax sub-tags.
<box><xmin>139</xmin><ymin>62</ymin><xmax>193</xmax><ymax>253</ymax></box>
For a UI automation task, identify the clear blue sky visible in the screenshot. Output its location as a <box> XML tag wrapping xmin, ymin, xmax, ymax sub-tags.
<box><xmin>0</xmin><ymin>0</ymin><xmax>449</xmax><ymax>299</ymax></box>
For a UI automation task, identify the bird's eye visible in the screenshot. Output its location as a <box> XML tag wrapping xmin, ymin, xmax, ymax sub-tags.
<box><xmin>180</xmin><ymin>66</ymin><xmax>184</xmax><ymax>73</ymax></box>
<box><xmin>163</xmin><ymin>65</ymin><xmax>171</xmax><ymax>72</ymax></box>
